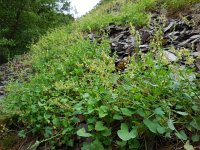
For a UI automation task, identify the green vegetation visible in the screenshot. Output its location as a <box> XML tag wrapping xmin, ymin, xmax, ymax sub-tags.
<box><xmin>0</xmin><ymin>0</ymin><xmax>73</xmax><ymax>64</ymax></box>
<box><xmin>1</xmin><ymin>0</ymin><xmax>200</xmax><ymax>149</ymax></box>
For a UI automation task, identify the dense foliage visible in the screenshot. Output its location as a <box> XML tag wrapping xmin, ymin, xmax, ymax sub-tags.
<box><xmin>2</xmin><ymin>0</ymin><xmax>200</xmax><ymax>149</ymax></box>
<box><xmin>0</xmin><ymin>0</ymin><xmax>73</xmax><ymax>64</ymax></box>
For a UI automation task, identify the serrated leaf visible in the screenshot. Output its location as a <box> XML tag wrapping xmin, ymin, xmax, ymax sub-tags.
<box><xmin>82</xmin><ymin>140</ymin><xmax>104</xmax><ymax>150</ymax></box>
<box><xmin>95</xmin><ymin>121</ymin><xmax>106</xmax><ymax>131</ymax></box>
<box><xmin>143</xmin><ymin>119</ymin><xmax>157</xmax><ymax>133</ymax></box>
<box><xmin>77</xmin><ymin>128</ymin><xmax>92</xmax><ymax>137</ymax></box>
<box><xmin>184</xmin><ymin>141</ymin><xmax>194</xmax><ymax>150</ymax></box>
<box><xmin>113</xmin><ymin>114</ymin><xmax>123</xmax><ymax>120</ymax></box>
<box><xmin>175</xmin><ymin>130</ymin><xmax>187</xmax><ymax>140</ymax></box>
<box><xmin>175</xmin><ymin>111</ymin><xmax>188</xmax><ymax>116</ymax></box>
<box><xmin>121</xmin><ymin>108</ymin><xmax>134</xmax><ymax>117</ymax></box>
<box><xmin>154</xmin><ymin>107</ymin><xmax>165</xmax><ymax>116</ymax></box>
<box><xmin>117</xmin><ymin>123</ymin><xmax>137</xmax><ymax>141</ymax></box>
<box><xmin>167</xmin><ymin>119</ymin><xmax>175</xmax><ymax>130</ymax></box>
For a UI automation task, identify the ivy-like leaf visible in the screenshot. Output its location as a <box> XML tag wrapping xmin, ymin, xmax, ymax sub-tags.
<box><xmin>117</xmin><ymin>123</ymin><xmax>137</xmax><ymax>141</ymax></box>
<box><xmin>102</xmin><ymin>128</ymin><xmax>111</xmax><ymax>136</ymax></box>
<box><xmin>77</xmin><ymin>128</ymin><xmax>92</xmax><ymax>137</ymax></box>
<box><xmin>121</xmin><ymin>108</ymin><xmax>134</xmax><ymax>117</ymax></box>
<box><xmin>95</xmin><ymin>121</ymin><xmax>106</xmax><ymax>131</ymax></box>
<box><xmin>184</xmin><ymin>141</ymin><xmax>194</xmax><ymax>150</ymax></box>
<box><xmin>156</xmin><ymin>124</ymin><xmax>166</xmax><ymax>134</ymax></box>
<box><xmin>143</xmin><ymin>119</ymin><xmax>157</xmax><ymax>133</ymax></box>
<box><xmin>98</xmin><ymin>106</ymin><xmax>108</xmax><ymax>118</ymax></box>
<box><xmin>113</xmin><ymin>114</ymin><xmax>123</xmax><ymax>120</ymax></box>
<box><xmin>154</xmin><ymin>107</ymin><xmax>165</xmax><ymax>116</ymax></box>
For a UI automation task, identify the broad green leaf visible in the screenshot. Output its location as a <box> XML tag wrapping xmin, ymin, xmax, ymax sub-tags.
<box><xmin>116</xmin><ymin>141</ymin><xmax>127</xmax><ymax>147</ymax></box>
<box><xmin>156</xmin><ymin>124</ymin><xmax>166</xmax><ymax>134</ymax></box>
<box><xmin>52</xmin><ymin>117</ymin><xmax>60</xmax><ymax>126</ymax></box>
<box><xmin>113</xmin><ymin>114</ymin><xmax>123</xmax><ymax>120</ymax></box>
<box><xmin>82</xmin><ymin>140</ymin><xmax>104</xmax><ymax>150</ymax></box>
<box><xmin>175</xmin><ymin>130</ymin><xmax>187</xmax><ymax>140</ymax></box>
<box><xmin>154</xmin><ymin>107</ymin><xmax>165</xmax><ymax>116</ymax></box>
<box><xmin>121</xmin><ymin>108</ymin><xmax>134</xmax><ymax>117</ymax></box>
<box><xmin>190</xmin><ymin>119</ymin><xmax>200</xmax><ymax>130</ymax></box>
<box><xmin>143</xmin><ymin>119</ymin><xmax>157</xmax><ymax>133</ymax></box>
<box><xmin>184</xmin><ymin>141</ymin><xmax>194</xmax><ymax>150</ymax></box>
<box><xmin>117</xmin><ymin>123</ymin><xmax>137</xmax><ymax>141</ymax></box>
<box><xmin>45</xmin><ymin>127</ymin><xmax>53</xmax><ymax>138</ymax></box>
<box><xmin>130</xmin><ymin>127</ymin><xmax>138</xmax><ymax>138</ymax></box>
<box><xmin>77</xmin><ymin>128</ymin><xmax>92</xmax><ymax>137</ymax></box>
<box><xmin>136</xmin><ymin>109</ymin><xmax>146</xmax><ymax>117</ymax></box>
<box><xmin>167</xmin><ymin>119</ymin><xmax>175</xmax><ymax>130</ymax></box>
<box><xmin>128</xmin><ymin>139</ymin><xmax>140</xmax><ymax>149</ymax></box>
<box><xmin>113</xmin><ymin>106</ymin><xmax>120</xmax><ymax>112</ymax></box>
<box><xmin>117</xmin><ymin>123</ymin><xmax>131</xmax><ymax>141</ymax></box>
<box><xmin>192</xmin><ymin>135</ymin><xmax>200</xmax><ymax>142</ymax></box>
<box><xmin>95</xmin><ymin>121</ymin><xmax>106</xmax><ymax>131</ymax></box>
<box><xmin>102</xmin><ymin>128</ymin><xmax>111</xmax><ymax>136</ymax></box>
<box><xmin>98</xmin><ymin>106</ymin><xmax>108</xmax><ymax>118</ymax></box>
<box><xmin>192</xmin><ymin>105</ymin><xmax>199</xmax><ymax>112</ymax></box>
<box><xmin>90</xmin><ymin>140</ymin><xmax>104</xmax><ymax>150</ymax></box>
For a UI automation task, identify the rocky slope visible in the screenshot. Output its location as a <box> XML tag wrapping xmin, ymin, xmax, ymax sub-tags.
<box><xmin>1</xmin><ymin>1</ymin><xmax>200</xmax><ymax>150</ymax></box>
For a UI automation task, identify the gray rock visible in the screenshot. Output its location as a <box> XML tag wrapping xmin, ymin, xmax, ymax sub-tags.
<box><xmin>163</xmin><ymin>51</ymin><xmax>178</xmax><ymax>62</ymax></box>
<box><xmin>195</xmin><ymin>58</ymin><xmax>200</xmax><ymax>72</ymax></box>
<box><xmin>196</xmin><ymin>43</ymin><xmax>200</xmax><ymax>52</ymax></box>
<box><xmin>164</xmin><ymin>21</ymin><xmax>175</xmax><ymax>33</ymax></box>
<box><xmin>192</xmin><ymin>52</ymin><xmax>200</xmax><ymax>57</ymax></box>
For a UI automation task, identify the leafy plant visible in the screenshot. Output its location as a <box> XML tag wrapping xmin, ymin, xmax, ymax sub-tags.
<box><xmin>2</xmin><ymin>0</ymin><xmax>200</xmax><ymax>149</ymax></box>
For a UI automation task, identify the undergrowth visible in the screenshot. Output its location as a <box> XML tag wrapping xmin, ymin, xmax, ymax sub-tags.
<box><xmin>2</xmin><ymin>0</ymin><xmax>200</xmax><ymax>149</ymax></box>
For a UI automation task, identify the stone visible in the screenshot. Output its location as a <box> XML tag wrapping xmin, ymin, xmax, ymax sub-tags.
<box><xmin>195</xmin><ymin>58</ymin><xmax>200</xmax><ymax>72</ymax></box>
<box><xmin>163</xmin><ymin>51</ymin><xmax>178</xmax><ymax>62</ymax></box>
<box><xmin>164</xmin><ymin>21</ymin><xmax>175</xmax><ymax>33</ymax></box>
<box><xmin>196</xmin><ymin>43</ymin><xmax>200</xmax><ymax>52</ymax></box>
<box><xmin>102</xmin><ymin>14</ymin><xmax>200</xmax><ymax>73</ymax></box>
<box><xmin>192</xmin><ymin>52</ymin><xmax>200</xmax><ymax>57</ymax></box>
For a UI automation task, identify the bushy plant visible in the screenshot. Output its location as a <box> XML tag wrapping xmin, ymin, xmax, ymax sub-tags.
<box><xmin>3</xmin><ymin>27</ymin><xmax>200</xmax><ymax>149</ymax></box>
<box><xmin>2</xmin><ymin>0</ymin><xmax>200</xmax><ymax>149</ymax></box>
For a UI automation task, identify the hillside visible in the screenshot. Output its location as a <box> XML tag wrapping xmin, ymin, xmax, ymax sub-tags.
<box><xmin>1</xmin><ymin>0</ymin><xmax>200</xmax><ymax>149</ymax></box>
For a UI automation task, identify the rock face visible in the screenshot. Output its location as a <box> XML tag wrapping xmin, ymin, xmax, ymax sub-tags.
<box><xmin>102</xmin><ymin>14</ymin><xmax>200</xmax><ymax>72</ymax></box>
